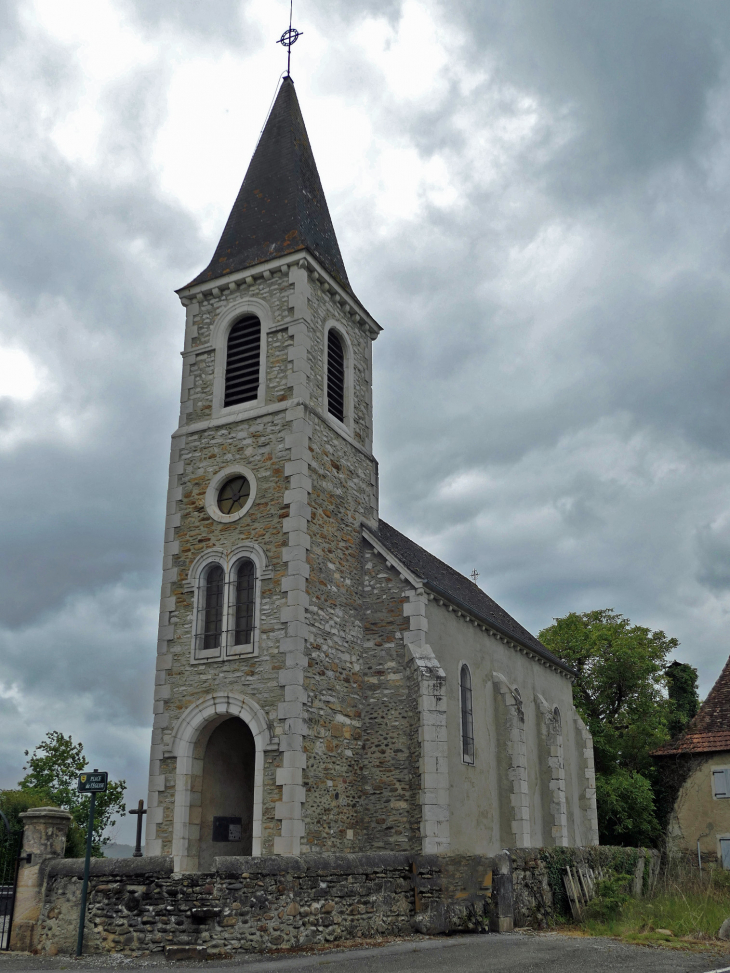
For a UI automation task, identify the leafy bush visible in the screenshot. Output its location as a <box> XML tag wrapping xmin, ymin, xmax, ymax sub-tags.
<box><xmin>585</xmin><ymin>873</ymin><xmax>633</xmax><ymax>921</ymax></box>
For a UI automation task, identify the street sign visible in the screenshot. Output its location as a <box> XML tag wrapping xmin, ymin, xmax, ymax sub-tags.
<box><xmin>77</xmin><ymin>772</ymin><xmax>108</xmax><ymax>793</ymax></box>
<box><xmin>76</xmin><ymin>769</ymin><xmax>106</xmax><ymax>956</ymax></box>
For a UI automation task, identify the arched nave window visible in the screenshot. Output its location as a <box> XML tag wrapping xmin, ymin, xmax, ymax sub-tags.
<box><xmin>460</xmin><ymin>664</ymin><xmax>475</xmax><ymax>764</ymax></box>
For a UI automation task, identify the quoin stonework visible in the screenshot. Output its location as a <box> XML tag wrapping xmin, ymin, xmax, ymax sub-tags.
<box><xmin>144</xmin><ymin>76</ymin><xmax>599</xmax><ymax>872</ymax></box>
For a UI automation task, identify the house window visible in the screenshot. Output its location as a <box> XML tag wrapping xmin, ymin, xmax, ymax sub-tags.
<box><xmin>224</xmin><ymin>315</ymin><xmax>261</xmax><ymax>407</ymax></box>
<box><xmin>460</xmin><ymin>664</ymin><xmax>474</xmax><ymax>764</ymax></box>
<box><xmin>713</xmin><ymin>768</ymin><xmax>730</xmax><ymax>799</ymax></box>
<box><xmin>202</xmin><ymin>564</ymin><xmax>225</xmax><ymax>651</ymax></box>
<box><xmin>326</xmin><ymin>329</ymin><xmax>345</xmax><ymax>423</ymax></box>
<box><xmin>194</xmin><ymin>556</ymin><xmax>259</xmax><ymax>661</ymax></box>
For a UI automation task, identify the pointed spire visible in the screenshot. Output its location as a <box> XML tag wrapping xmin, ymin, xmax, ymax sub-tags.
<box><xmin>186</xmin><ymin>77</ymin><xmax>350</xmax><ymax>291</ymax></box>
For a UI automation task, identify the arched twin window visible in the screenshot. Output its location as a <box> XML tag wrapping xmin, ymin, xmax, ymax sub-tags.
<box><xmin>234</xmin><ymin>559</ymin><xmax>255</xmax><ymax>645</ymax></box>
<box><xmin>196</xmin><ymin>557</ymin><xmax>257</xmax><ymax>660</ymax></box>
<box><xmin>460</xmin><ymin>664</ymin><xmax>475</xmax><ymax>764</ymax></box>
<box><xmin>326</xmin><ymin>328</ymin><xmax>346</xmax><ymax>424</ymax></box>
<box><xmin>224</xmin><ymin>315</ymin><xmax>261</xmax><ymax>407</ymax></box>
<box><xmin>202</xmin><ymin>564</ymin><xmax>225</xmax><ymax>651</ymax></box>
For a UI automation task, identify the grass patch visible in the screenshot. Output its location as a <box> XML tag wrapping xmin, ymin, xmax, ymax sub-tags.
<box><xmin>579</xmin><ymin>868</ymin><xmax>730</xmax><ymax>948</ymax></box>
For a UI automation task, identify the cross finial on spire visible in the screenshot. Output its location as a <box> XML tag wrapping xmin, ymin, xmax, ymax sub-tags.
<box><xmin>470</xmin><ymin>569</ymin><xmax>479</xmax><ymax>584</ymax></box>
<box><xmin>277</xmin><ymin>0</ymin><xmax>303</xmax><ymax>78</ymax></box>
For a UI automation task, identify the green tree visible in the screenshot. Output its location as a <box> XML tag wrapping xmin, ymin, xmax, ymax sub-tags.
<box><xmin>665</xmin><ymin>660</ymin><xmax>700</xmax><ymax>739</ymax></box>
<box><xmin>596</xmin><ymin>768</ymin><xmax>660</xmax><ymax>846</ymax></box>
<box><xmin>17</xmin><ymin>731</ymin><xmax>126</xmax><ymax>858</ymax></box>
<box><xmin>539</xmin><ymin>609</ymin><xmax>679</xmax><ymax>846</ymax></box>
<box><xmin>0</xmin><ymin>788</ymin><xmax>53</xmax><ymax>834</ymax></box>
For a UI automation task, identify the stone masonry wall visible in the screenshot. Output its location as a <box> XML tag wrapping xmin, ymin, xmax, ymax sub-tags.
<box><xmin>34</xmin><ymin>853</ymin><xmax>507</xmax><ymax>957</ymax></box>
<box><xmin>148</xmin><ymin>252</ymin><xmax>384</xmax><ymax>864</ymax></box>
<box><xmin>300</xmin><ymin>415</ymin><xmax>376</xmax><ymax>852</ymax></box>
<box><xmin>149</xmin><ymin>266</ymin><xmax>301</xmax><ymax>862</ymax></box>
<box><xmin>153</xmin><ymin>406</ymin><xmax>291</xmax><ymax>860</ymax></box>
<box><xmin>272</xmin><ymin>263</ymin><xmax>380</xmax><ymax>854</ymax></box>
<box><xmin>360</xmin><ymin>547</ymin><xmax>421</xmax><ymax>852</ymax></box>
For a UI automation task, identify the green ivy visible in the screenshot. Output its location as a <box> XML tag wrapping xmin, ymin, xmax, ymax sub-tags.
<box><xmin>541</xmin><ymin>848</ymin><xmax>576</xmax><ymax>917</ymax></box>
<box><xmin>539</xmin><ymin>847</ymin><xmax>643</xmax><ymax>921</ymax></box>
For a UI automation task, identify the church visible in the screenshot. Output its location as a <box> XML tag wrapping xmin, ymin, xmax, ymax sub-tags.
<box><xmin>144</xmin><ymin>76</ymin><xmax>599</xmax><ymax>872</ymax></box>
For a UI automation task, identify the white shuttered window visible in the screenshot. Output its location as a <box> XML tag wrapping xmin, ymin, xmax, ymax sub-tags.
<box><xmin>712</xmin><ymin>768</ymin><xmax>730</xmax><ymax>798</ymax></box>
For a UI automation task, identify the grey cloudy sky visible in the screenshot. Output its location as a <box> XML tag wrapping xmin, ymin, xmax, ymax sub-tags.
<box><xmin>1</xmin><ymin>0</ymin><xmax>729</xmax><ymax>843</ymax></box>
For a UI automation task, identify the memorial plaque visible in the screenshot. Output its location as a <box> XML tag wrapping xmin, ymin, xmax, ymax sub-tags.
<box><xmin>212</xmin><ymin>816</ymin><xmax>243</xmax><ymax>842</ymax></box>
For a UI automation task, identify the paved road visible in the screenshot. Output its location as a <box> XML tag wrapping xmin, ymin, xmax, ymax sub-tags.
<box><xmin>1</xmin><ymin>934</ymin><xmax>729</xmax><ymax>973</ymax></box>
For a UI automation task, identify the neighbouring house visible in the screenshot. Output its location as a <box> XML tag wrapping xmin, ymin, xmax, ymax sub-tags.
<box><xmin>655</xmin><ymin>656</ymin><xmax>730</xmax><ymax>866</ymax></box>
<box><xmin>144</xmin><ymin>75</ymin><xmax>599</xmax><ymax>871</ymax></box>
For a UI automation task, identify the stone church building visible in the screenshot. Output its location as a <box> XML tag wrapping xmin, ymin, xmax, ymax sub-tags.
<box><xmin>144</xmin><ymin>77</ymin><xmax>598</xmax><ymax>871</ymax></box>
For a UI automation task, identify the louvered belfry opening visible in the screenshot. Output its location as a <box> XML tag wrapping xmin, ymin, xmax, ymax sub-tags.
<box><xmin>327</xmin><ymin>329</ymin><xmax>345</xmax><ymax>423</ymax></box>
<box><xmin>224</xmin><ymin>315</ymin><xmax>261</xmax><ymax>407</ymax></box>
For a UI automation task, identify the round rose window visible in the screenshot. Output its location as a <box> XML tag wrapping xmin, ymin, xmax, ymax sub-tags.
<box><xmin>217</xmin><ymin>475</ymin><xmax>251</xmax><ymax>516</ymax></box>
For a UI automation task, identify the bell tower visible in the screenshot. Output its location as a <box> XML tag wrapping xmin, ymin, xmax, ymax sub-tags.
<box><xmin>145</xmin><ymin>77</ymin><xmax>381</xmax><ymax>867</ymax></box>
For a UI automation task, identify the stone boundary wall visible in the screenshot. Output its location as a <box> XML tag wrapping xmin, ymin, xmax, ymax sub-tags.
<box><xmin>666</xmin><ymin>849</ymin><xmax>721</xmax><ymax>873</ymax></box>
<box><xmin>26</xmin><ymin>847</ymin><xmax>656</xmax><ymax>955</ymax></box>
<box><xmin>33</xmin><ymin>853</ymin><xmax>509</xmax><ymax>956</ymax></box>
<box><xmin>510</xmin><ymin>846</ymin><xmax>661</xmax><ymax>928</ymax></box>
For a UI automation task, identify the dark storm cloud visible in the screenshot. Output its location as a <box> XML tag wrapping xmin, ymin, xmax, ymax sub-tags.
<box><xmin>0</xmin><ymin>154</ymin><xmax>199</xmax><ymax>624</ymax></box>
<box><xmin>458</xmin><ymin>0</ymin><xmax>728</xmax><ymax>193</ymax></box>
<box><xmin>314</xmin><ymin>0</ymin><xmax>730</xmax><ymax>694</ymax></box>
<box><xmin>0</xmin><ymin>3</ymin><xmax>204</xmax><ymax>804</ymax></box>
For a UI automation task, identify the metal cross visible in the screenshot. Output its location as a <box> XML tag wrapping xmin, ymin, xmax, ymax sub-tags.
<box><xmin>129</xmin><ymin>799</ymin><xmax>147</xmax><ymax>858</ymax></box>
<box><xmin>277</xmin><ymin>0</ymin><xmax>303</xmax><ymax>77</ymax></box>
<box><xmin>470</xmin><ymin>569</ymin><xmax>479</xmax><ymax>584</ymax></box>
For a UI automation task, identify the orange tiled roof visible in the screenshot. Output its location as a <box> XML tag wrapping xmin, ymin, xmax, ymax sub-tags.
<box><xmin>655</xmin><ymin>655</ymin><xmax>730</xmax><ymax>756</ymax></box>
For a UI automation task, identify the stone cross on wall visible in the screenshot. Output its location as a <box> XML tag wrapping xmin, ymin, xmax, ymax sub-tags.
<box><xmin>129</xmin><ymin>800</ymin><xmax>147</xmax><ymax>858</ymax></box>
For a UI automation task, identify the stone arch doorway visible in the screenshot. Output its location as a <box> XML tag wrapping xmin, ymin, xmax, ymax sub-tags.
<box><xmin>199</xmin><ymin>717</ymin><xmax>256</xmax><ymax>870</ymax></box>
<box><xmin>165</xmin><ymin>692</ymin><xmax>276</xmax><ymax>872</ymax></box>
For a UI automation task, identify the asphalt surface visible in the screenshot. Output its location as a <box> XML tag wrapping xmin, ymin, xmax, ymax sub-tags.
<box><xmin>2</xmin><ymin>934</ymin><xmax>730</xmax><ymax>973</ymax></box>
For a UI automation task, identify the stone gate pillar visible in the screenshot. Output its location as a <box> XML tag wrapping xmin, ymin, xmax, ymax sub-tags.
<box><xmin>9</xmin><ymin>807</ymin><xmax>72</xmax><ymax>952</ymax></box>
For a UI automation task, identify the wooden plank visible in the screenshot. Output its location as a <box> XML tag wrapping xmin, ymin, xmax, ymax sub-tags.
<box><xmin>564</xmin><ymin>867</ymin><xmax>583</xmax><ymax>921</ymax></box>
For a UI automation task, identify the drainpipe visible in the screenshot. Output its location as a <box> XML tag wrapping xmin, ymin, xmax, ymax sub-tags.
<box><xmin>698</xmin><ymin>830</ymin><xmax>712</xmax><ymax>871</ymax></box>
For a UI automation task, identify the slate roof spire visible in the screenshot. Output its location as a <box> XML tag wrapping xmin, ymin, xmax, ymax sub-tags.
<box><xmin>186</xmin><ymin>76</ymin><xmax>350</xmax><ymax>291</ymax></box>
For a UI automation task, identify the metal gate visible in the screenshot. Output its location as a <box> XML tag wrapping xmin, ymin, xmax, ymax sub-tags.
<box><xmin>0</xmin><ymin>811</ymin><xmax>23</xmax><ymax>950</ymax></box>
